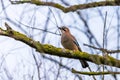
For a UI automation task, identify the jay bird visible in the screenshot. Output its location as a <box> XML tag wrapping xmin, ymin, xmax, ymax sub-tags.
<box><xmin>59</xmin><ymin>26</ymin><xmax>89</xmax><ymax>68</ymax></box>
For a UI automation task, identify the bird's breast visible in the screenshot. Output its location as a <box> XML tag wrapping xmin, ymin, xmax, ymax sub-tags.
<box><xmin>61</xmin><ymin>34</ymin><xmax>78</xmax><ymax>50</ymax></box>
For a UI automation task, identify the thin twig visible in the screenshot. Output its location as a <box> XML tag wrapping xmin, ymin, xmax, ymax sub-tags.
<box><xmin>17</xmin><ymin>20</ymin><xmax>60</xmax><ymax>36</ymax></box>
<box><xmin>102</xmin><ymin>11</ymin><xmax>107</xmax><ymax>80</ymax></box>
<box><xmin>103</xmin><ymin>12</ymin><xmax>107</xmax><ymax>54</ymax></box>
<box><xmin>72</xmin><ymin>68</ymin><xmax>120</xmax><ymax>75</ymax></box>
<box><xmin>48</xmin><ymin>7</ymin><xmax>61</xmax><ymax>34</ymax></box>
<box><xmin>84</xmin><ymin>43</ymin><xmax>120</xmax><ymax>53</ymax></box>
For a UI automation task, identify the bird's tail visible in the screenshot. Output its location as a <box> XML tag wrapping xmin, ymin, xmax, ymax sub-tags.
<box><xmin>80</xmin><ymin>60</ymin><xmax>96</xmax><ymax>80</ymax></box>
<box><xmin>79</xmin><ymin>60</ymin><xmax>89</xmax><ymax>68</ymax></box>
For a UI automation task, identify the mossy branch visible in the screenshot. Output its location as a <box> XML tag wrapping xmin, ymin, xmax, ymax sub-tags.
<box><xmin>72</xmin><ymin>68</ymin><xmax>120</xmax><ymax>75</ymax></box>
<box><xmin>10</xmin><ymin>1</ymin><xmax>120</xmax><ymax>13</ymax></box>
<box><xmin>1</xmin><ymin>23</ymin><xmax>120</xmax><ymax>68</ymax></box>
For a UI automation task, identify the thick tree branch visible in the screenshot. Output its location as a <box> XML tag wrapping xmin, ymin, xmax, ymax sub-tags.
<box><xmin>10</xmin><ymin>1</ymin><xmax>120</xmax><ymax>13</ymax></box>
<box><xmin>1</xmin><ymin>23</ymin><xmax>120</xmax><ymax>68</ymax></box>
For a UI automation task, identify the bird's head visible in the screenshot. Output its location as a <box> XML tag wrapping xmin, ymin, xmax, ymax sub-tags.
<box><xmin>59</xmin><ymin>26</ymin><xmax>70</xmax><ymax>33</ymax></box>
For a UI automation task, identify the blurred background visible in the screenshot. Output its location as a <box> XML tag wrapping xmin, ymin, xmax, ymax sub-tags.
<box><xmin>0</xmin><ymin>0</ymin><xmax>120</xmax><ymax>80</ymax></box>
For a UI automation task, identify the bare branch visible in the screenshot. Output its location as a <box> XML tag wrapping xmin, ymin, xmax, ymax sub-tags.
<box><xmin>84</xmin><ymin>43</ymin><xmax>120</xmax><ymax>53</ymax></box>
<box><xmin>72</xmin><ymin>68</ymin><xmax>120</xmax><ymax>75</ymax></box>
<box><xmin>17</xmin><ymin>21</ymin><xmax>60</xmax><ymax>36</ymax></box>
<box><xmin>10</xmin><ymin>1</ymin><xmax>120</xmax><ymax>13</ymax></box>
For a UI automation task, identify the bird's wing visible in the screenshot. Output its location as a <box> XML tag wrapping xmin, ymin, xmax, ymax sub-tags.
<box><xmin>71</xmin><ymin>35</ymin><xmax>82</xmax><ymax>51</ymax></box>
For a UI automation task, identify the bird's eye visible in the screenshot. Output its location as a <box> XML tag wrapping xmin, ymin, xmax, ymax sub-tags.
<box><xmin>63</xmin><ymin>28</ymin><xmax>66</xmax><ymax>31</ymax></box>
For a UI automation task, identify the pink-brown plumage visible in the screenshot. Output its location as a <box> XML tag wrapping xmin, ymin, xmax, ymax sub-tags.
<box><xmin>59</xmin><ymin>26</ymin><xmax>88</xmax><ymax>68</ymax></box>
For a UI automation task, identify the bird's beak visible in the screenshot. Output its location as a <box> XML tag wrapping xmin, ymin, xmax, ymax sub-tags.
<box><xmin>59</xmin><ymin>27</ymin><xmax>64</xmax><ymax>31</ymax></box>
<box><xmin>58</xmin><ymin>27</ymin><xmax>62</xmax><ymax>30</ymax></box>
